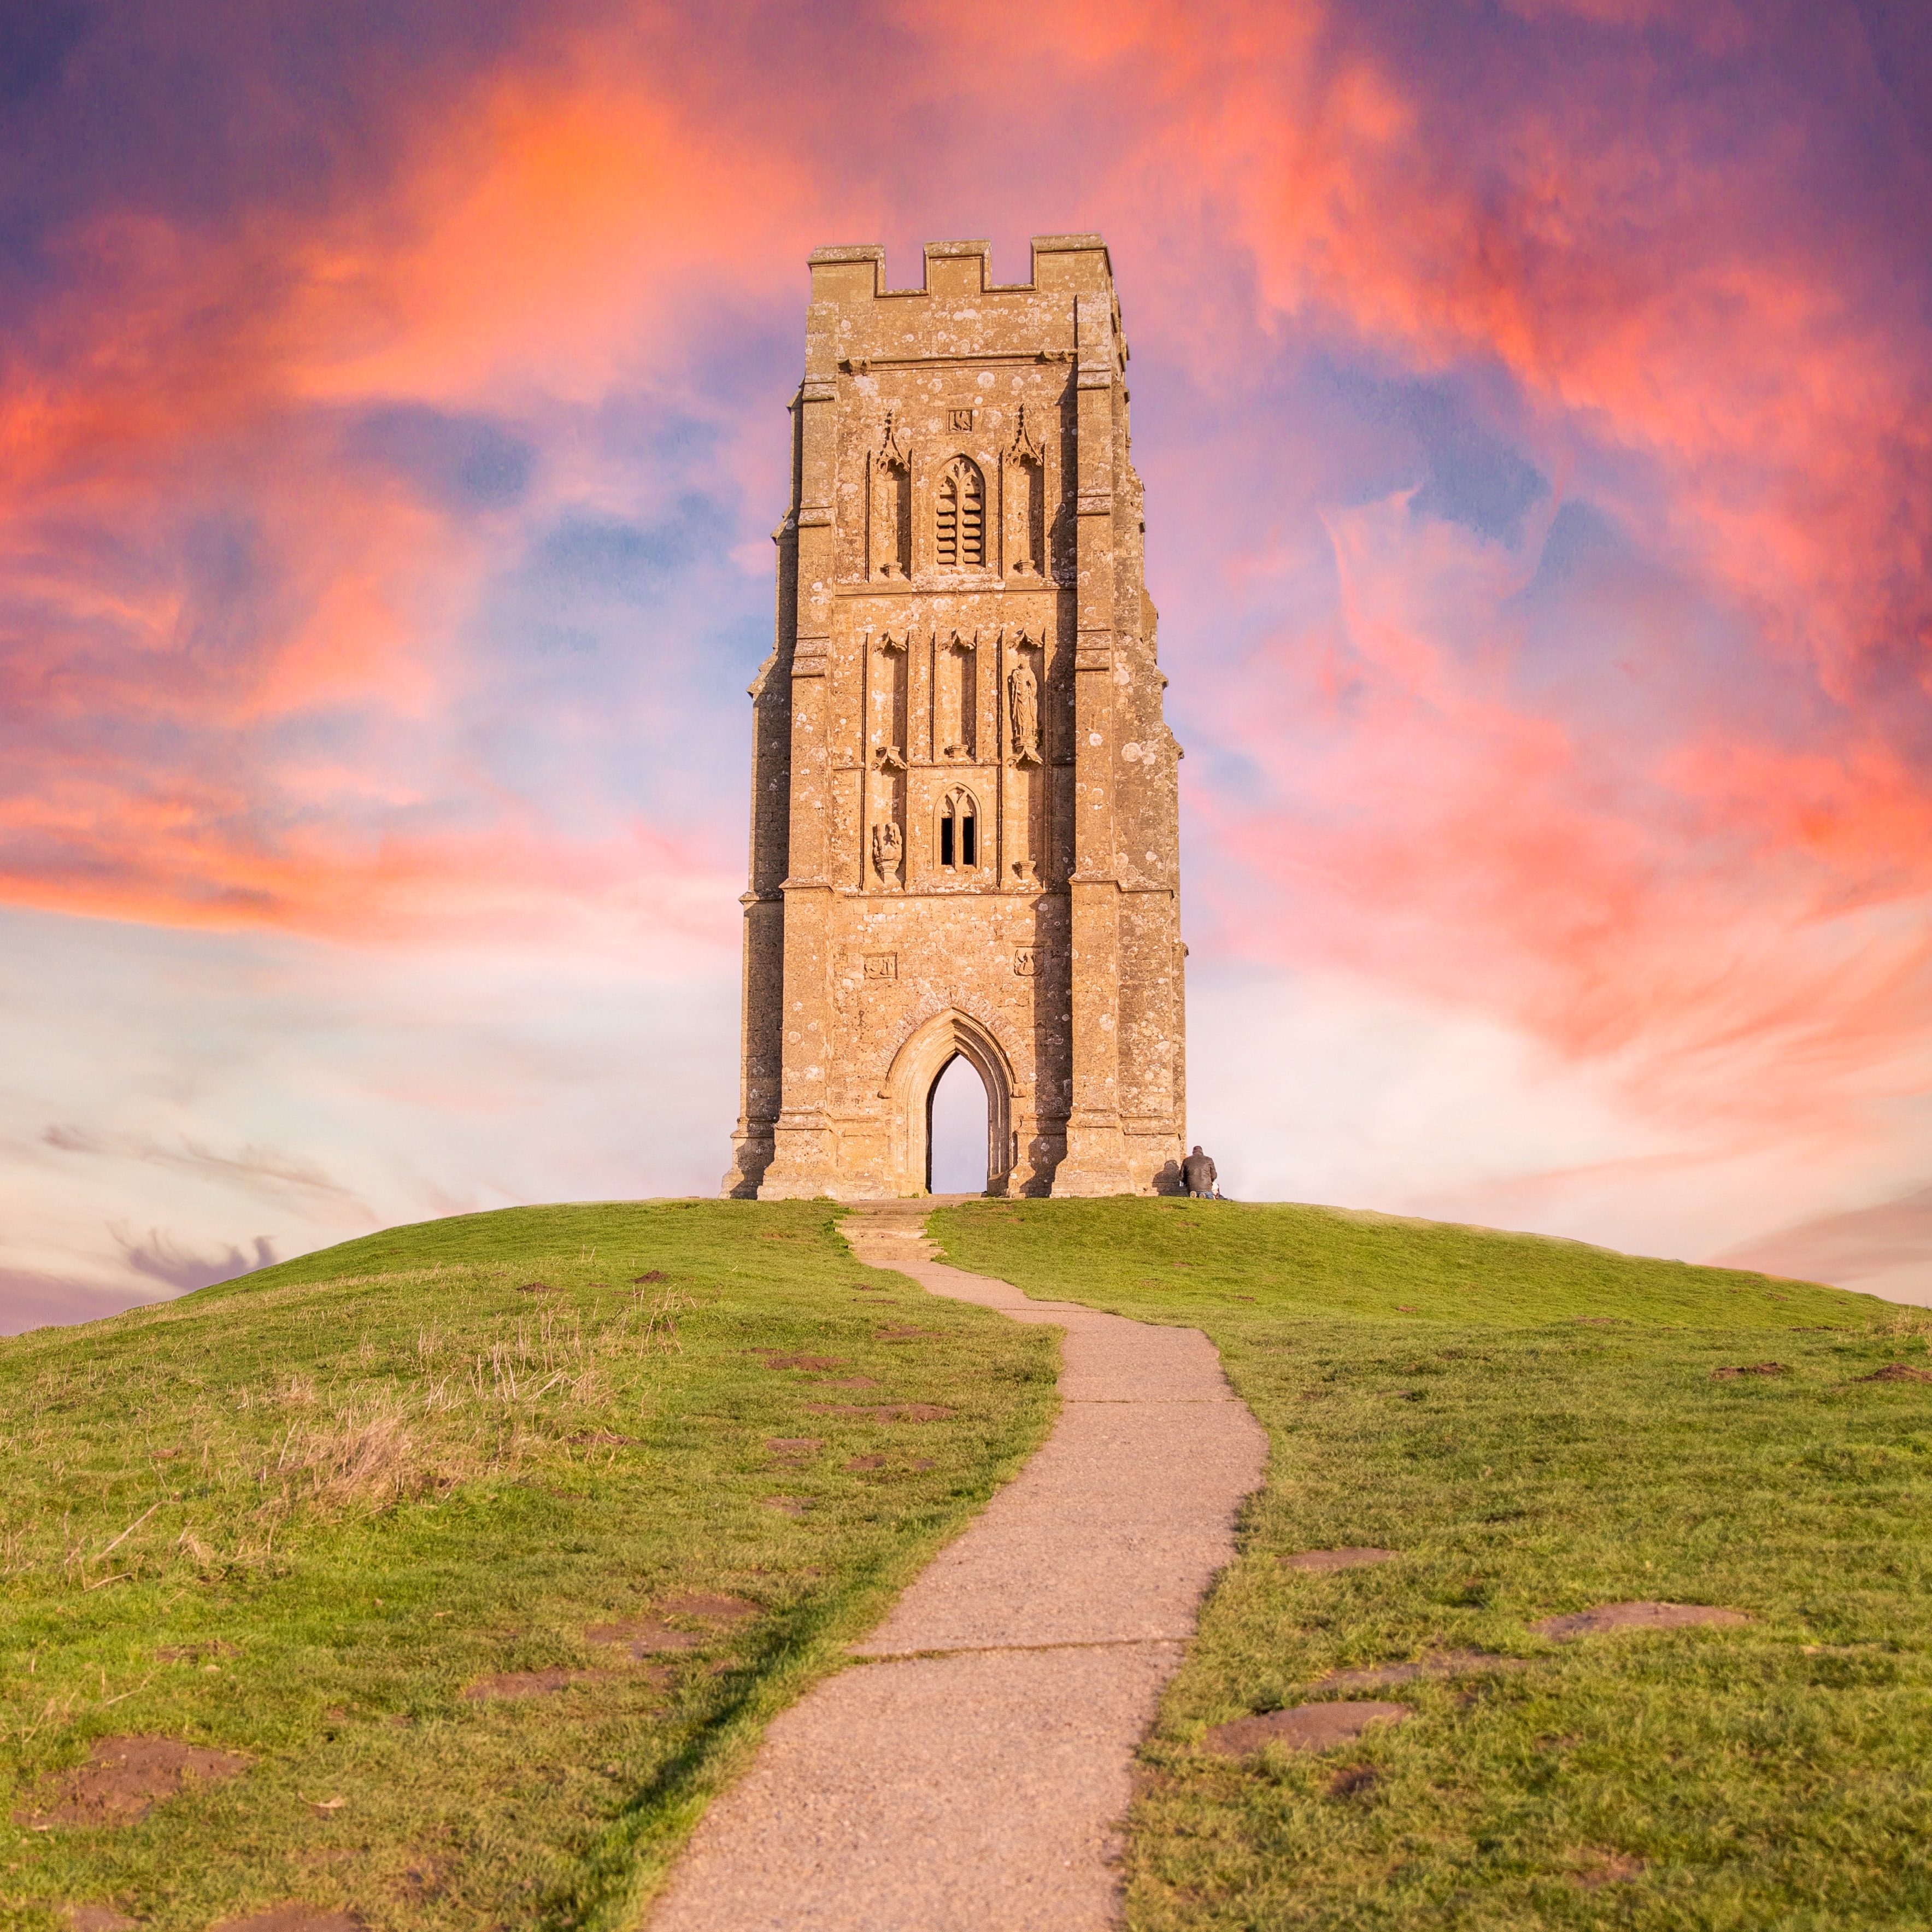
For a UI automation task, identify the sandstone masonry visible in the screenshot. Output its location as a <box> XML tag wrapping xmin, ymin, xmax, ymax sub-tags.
<box><xmin>723</xmin><ymin>235</ymin><xmax>1185</xmax><ymax>1199</ymax></box>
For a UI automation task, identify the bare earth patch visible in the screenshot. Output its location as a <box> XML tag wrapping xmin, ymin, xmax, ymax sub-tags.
<box><xmin>155</xmin><ymin>1640</ymin><xmax>237</xmax><ymax>1664</ymax></box>
<box><xmin>583</xmin><ymin>1619</ymin><xmax>702</xmax><ymax>1654</ymax></box>
<box><xmin>1282</xmin><ymin>1547</ymin><xmax>1398</xmax><ymax>1572</ymax></box>
<box><xmin>1205</xmin><ymin>1701</ymin><xmax>1412</xmax><ymax>1757</ymax></box>
<box><xmin>15</xmin><ymin>1735</ymin><xmax>251</xmax><ymax>1828</ymax></box>
<box><xmin>845</xmin><ymin>1454</ymin><xmax>885</xmax><ymax>1471</ymax></box>
<box><xmin>1712</xmin><ymin>1362</ymin><xmax>1789</xmax><ymax>1378</ymax></box>
<box><xmin>1567</xmin><ymin>1849</ymin><xmax>1647</xmax><ymax>1890</ymax></box>
<box><xmin>1859</xmin><ymin>1363</ymin><xmax>1932</xmax><ymax>1383</ymax></box>
<box><xmin>63</xmin><ymin>1906</ymin><xmax>138</xmax><ymax>1930</ymax></box>
<box><xmin>462</xmin><ymin>1669</ymin><xmax>625</xmax><ymax>1699</ymax></box>
<box><xmin>209</xmin><ymin>1904</ymin><xmax>367</xmax><ymax>1931</ymax></box>
<box><xmin>762</xmin><ymin>1497</ymin><xmax>809</xmax><ymax>1516</ymax></box>
<box><xmin>803</xmin><ymin>1402</ymin><xmax>954</xmax><ymax>1422</ymax></box>
<box><xmin>659</xmin><ymin>1593</ymin><xmax>758</xmax><ymax>1623</ymax></box>
<box><xmin>1314</xmin><ymin>1650</ymin><xmax>1527</xmax><ymax>1690</ymax></box>
<box><xmin>1531</xmin><ymin>1601</ymin><xmax>1749</xmax><ymax>1640</ymax></box>
<box><xmin>1326</xmin><ymin>1763</ymin><xmax>1378</xmax><ymax>1800</ymax></box>
<box><xmin>765</xmin><ymin>1437</ymin><xmax>821</xmax><ymax>1459</ymax></box>
<box><xmin>759</xmin><ymin>1353</ymin><xmax>846</xmax><ymax>1371</ymax></box>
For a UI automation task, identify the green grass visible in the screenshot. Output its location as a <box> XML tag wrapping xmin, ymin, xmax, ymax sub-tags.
<box><xmin>0</xmin><ymin>1200</ymin><xmax>1057</xmax><ymax>1930</ymax></box>
<box><xmin>930</xmin><ymin>1197</ymin><xmax>1932</xmax><ymax>1931</ymax></box>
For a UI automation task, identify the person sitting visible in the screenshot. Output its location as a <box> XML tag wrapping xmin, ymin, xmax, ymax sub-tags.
<box><xmin>1182</xmin><ymin>1145</ymin><xmax>1217</xmax><ymax>1199</ymax></box>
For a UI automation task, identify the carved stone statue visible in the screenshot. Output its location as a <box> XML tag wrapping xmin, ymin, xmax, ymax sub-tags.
<box><xmin>1008</xmin><ymin>657</ymin><xmax>1041</xmax><ymax>765</ymax></box>
<box><xmin>871</xmin><ymin>818</ymin><xmax>903</xmax><ymax>883</ymax></box>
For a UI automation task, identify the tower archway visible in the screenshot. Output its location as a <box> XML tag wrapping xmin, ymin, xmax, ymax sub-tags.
<box><xmin>882</xmin><ymin>1008</ymin><xmax>1014</xmax><ymax>1196</ymax></box>
<box><xmin>927</xmin><ymin>1055</ymin><xmax>990</xmax><ymax>1193</ymax></box>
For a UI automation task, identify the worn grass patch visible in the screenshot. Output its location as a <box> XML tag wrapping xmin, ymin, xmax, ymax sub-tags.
<box><xmin>931</xmin><ymin>1197</ymin><xmax>1932</xmax><ymax>1930</ymax></box>
<box><xmin>1</xmin><ymin>1200</ymin><xmax>1056</xmax><ymax>1930</ymax></box>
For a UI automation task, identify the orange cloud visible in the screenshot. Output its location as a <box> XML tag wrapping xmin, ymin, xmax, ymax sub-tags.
<box><xmin>0</xmin><ymin>18</ymin><xmax>823</xmax><ymax>949</ymax></box>
<box><xmin>4</xmin><ymin>0</ymin><xmax>1928</xmax><ymax>1175</ymax></box>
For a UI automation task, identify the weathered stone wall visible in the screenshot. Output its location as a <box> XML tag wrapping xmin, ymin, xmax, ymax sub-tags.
<box><xmin>723</xmin><ymin>235</ymin><xmax>1185</xmax><ymax>1199</ymax></box>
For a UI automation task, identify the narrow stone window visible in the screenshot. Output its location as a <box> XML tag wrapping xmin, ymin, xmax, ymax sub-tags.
<box><xmin>935</xmin><ymin>456</ymin><xmax>985</xmax><ymax>568</ymax></box>
<box><xmin>939</xmin><ymin>789</ymin><xmax>979</xmax><ymax>870</ymax></box>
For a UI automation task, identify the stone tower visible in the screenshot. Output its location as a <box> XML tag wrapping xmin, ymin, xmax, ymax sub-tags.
<box><xmin>723</xmin><ymin>235</ymin><xmax>1185</xmax><ymax>1200</ymax></box>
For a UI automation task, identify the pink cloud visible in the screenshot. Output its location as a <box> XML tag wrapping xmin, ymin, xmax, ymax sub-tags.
<box><xmin>2</xmin><ymin>0</ymin><xmax>1927</xmax><ymax>1292</ymax></box>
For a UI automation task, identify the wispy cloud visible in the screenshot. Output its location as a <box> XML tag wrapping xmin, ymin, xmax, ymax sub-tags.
<box><xmin>1717</xmin><ymin>1185</ymin><xmax>1932</xmax><ymax>1291</ymax></box>
<box><xmin>44</xmin><ymin>1125</ymin><xmax>357</xmax><ymax>1199</ymax></box>
<box><xmin>2</xmin><ymin>0</ymin><xmax>1929</xmax><ymax>1323</ymax></box>
<box><xmin>108</xmin><ymin>1225</ymin><xmax>279</xmax><ymax>1293</ymax></box>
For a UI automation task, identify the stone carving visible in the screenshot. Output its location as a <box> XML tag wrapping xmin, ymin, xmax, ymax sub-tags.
<box><xmin>863</xmin><ymin>952</ymin><xmax>897</xmax><ymax>980</ymax></box>
<box><xmin>871</xmin><ymin>819</ymin><xmax>903</xmax><ymax>884</ymax></box>
<box><xmin>1008</xmin><ymin>655</ymin><xmax>1041</xmax><ymax>766</ymax></box>
<box><xmin>872</xmin><ymin>415</ymin><xmax>911</xmax><ymax>579</ymax></box>
<box><xmin>1007</xmin><ymin>406</ymin><xmax>1042</xmax><ymax>466</ymax></box>
<box><xmin>950</xmin><ymin>408</ymin><xmax>974</xmax><ymax>431</ymax></box>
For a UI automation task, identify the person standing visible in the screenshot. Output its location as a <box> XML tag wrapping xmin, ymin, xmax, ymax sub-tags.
<box><xmin>1182</xmin><ymin>1145</ymin><xmax>1218</xmax><ymax>1199</ymax></box>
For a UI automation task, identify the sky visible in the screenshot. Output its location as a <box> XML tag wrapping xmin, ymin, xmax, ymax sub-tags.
<box><xmin>3</xmin><ymin>0</ymin><xmax>1930</xmax><ymax>1331</ymax></box>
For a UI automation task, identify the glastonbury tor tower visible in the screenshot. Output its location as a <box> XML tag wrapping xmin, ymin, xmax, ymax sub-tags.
<box><xmin>723</xmin><ymin>235</ymin><xmax>1185</xmax><ymax>1199</ymax></box>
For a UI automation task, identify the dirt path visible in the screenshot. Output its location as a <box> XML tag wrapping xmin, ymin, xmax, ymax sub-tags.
<box><xmin>645</xmin><ymin>1200</ymin><xmax>1267</xmax><ymax>1931</ymax></box>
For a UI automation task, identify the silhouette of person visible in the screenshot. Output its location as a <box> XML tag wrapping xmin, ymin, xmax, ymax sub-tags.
<box><xmin>1182</xmin><ymin>1145</ymin><xmax>1217</xmax><ymax>1199</ymax></box>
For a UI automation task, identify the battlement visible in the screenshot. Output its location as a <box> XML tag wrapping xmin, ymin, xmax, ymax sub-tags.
<box><xmin>807</xmin><ymin>235</ymin><xmax>1114</xmax><ymax>303</ymax></box>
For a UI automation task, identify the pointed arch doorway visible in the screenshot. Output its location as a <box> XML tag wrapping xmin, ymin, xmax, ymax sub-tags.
<box><xmin>882</xmin><ymin>1008</ymin><xmax>1015</xmax><ymax>1197</ymax></box>
<box><xmin>927</xmin><ymin>1056</ymin><xmax>989</xmax><ymax>1193</ymax></box>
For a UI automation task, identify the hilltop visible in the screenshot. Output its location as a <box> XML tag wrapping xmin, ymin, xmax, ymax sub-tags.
<box><xmin>3</xmin><ymin>1197</ymin><xmax>1926</xmax><ymax>1929</ymax></box>
<box><xmin>935</xmin><ymin>1199</ymin><xmax>1932</xmax><ymax>1929</ymax></box>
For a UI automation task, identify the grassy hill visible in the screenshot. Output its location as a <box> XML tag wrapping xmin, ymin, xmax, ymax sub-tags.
<box><xmin>7</xmin><ymin>1196</ymin><xmax>1928</xmax><ymax>1930</ymax></box>
<box><xmin>931</xmin><ymin>1199</ymin><xmax>1932</xmax><ymax>1930</ymax></box>
<box><xmin>0</xmin><ymin>1201</ymin><xmax>1057</xmax><ymax>1930</ymax></box>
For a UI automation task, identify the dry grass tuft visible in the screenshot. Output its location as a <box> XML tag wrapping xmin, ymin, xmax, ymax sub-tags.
<box><xmin>1</xmin><ymin>1261</ymin><xmax>707</xmax><ymax>1587</ymax></box>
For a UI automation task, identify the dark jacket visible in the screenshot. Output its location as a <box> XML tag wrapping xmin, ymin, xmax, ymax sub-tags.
<box><xmin>1182</xmin><ymin>1152</ymin><xmax>1217</xmax><ymax>1192</ymax></box>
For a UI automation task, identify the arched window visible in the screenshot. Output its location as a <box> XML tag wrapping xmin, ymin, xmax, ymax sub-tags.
<box><xmin>935</xmin><ymin>456</ymin><xmax>985</xmax><ymax>568</ymax></box>
<box><xmin>938</xmin><ymin>788</ymin><xmax>979</xmax><ymax>870</ymax></box>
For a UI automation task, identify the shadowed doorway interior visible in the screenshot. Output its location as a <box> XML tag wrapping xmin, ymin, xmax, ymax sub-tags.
<box><xmin>926</xmin><ymin>1055</ymin><xmax>990</xmax><ymax>1194</ymax></box>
